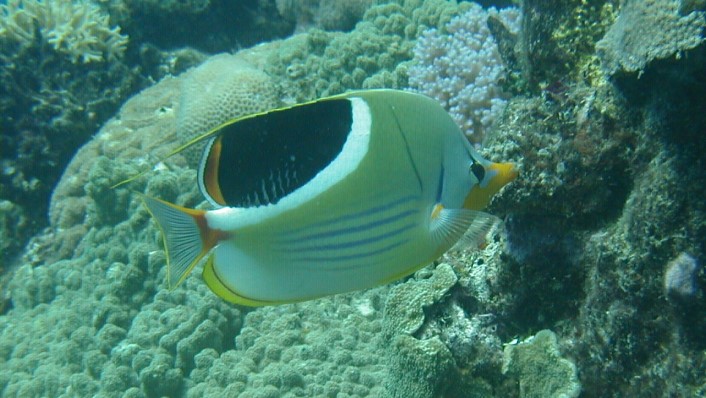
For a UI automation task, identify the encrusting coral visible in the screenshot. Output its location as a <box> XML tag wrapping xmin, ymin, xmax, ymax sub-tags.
<box><xmin>502</xmin><ymin>330</ymin><xmax>581</xmax><ymax>398</ymax></box>
<box><xmin>596</xmin><ymin>0</ymin><xmax>706</xmax><ymax>75</ymax></box>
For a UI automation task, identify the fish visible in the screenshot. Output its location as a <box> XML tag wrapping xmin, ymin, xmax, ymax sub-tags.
<box><xmin>141</xmin><ymin>89</ymin><xmax>517</xmax><ymax>306</ymax></box>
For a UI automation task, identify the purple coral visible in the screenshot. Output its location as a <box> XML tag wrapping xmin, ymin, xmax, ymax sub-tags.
<box><xmin>408</xmin><ymin>4</ymin><xmax>520</xmax><ymax>144</ymax></box>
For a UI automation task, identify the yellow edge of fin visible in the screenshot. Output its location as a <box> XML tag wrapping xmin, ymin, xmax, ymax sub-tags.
<box><xmin>202</xmin><ymin>256</ymin><xmax>322</xmax><ymax>307</ymax></box>
<box><xmin>110</xmin><ymin>123</ymin><xmax>226</xmax><ymax>189</ymax></box>
<box><xmin>202</xmin><ymin>255</ymin><xmax>337</xmax><ymax>307</ymax></box>
<box><xmin>201</xmin><ymin>256</ymin><xmax>277</xmax><ymax>307</ymax></box>
<box><xmin>140</xmin><ymin>194</ymin><xmax>212</xmax><ymax>289</ymax></box>
<box><xmin>111</xmin><ymin>91</ymin><xmax>363</xmax><ymax>190</ymax></box>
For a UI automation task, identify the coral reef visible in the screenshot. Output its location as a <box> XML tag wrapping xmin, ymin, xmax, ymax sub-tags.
<box><xmin>275</xmin><ymin>0</ymin><xmax>375</xmax><ymax>33</ymax></box>
<box><xmin>502</xmin><ymin>330</ymin><xmax>581</xmax><ymax>398</ymax></box>
<box><xmin>1</xmin><ymin>3</ymin><xmax>523</xmax><ymax>394</ymax></box>
<box><xmin>265</xmin><ymin>0</ymin><xmax>471</xmax><ymax>103</ymax></box>
<box><xmin>2</xmin><ymin>1</ymin><xmax>706</xmax><ymax>397</ymax></box>
<box><xmin>2</xmin><ymin>33</ymin><xmax>396</xmax><ymax>395</ymax></box>
<box><xmin>0</xmin><ymin>0</ymin><xmax>145</xmax><ymax>266</ymax></box>
<box><xmin>0</xmin><ymin>0</ymin><xmax>128</xmax><ymax>64</ymax></box>
<box><xmin>483</xmin><ymin>1</ymin><xmax>706</xmax><ymax>396</ymax></box>
<box><xmin>596</xmin><ymin>0</ymin><xmax>706</xmax><ymax>75</ymax></box>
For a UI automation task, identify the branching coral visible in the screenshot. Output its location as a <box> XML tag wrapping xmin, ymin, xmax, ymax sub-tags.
<box><xmin>0</xmin><ymin>0</ymin><xmax>128</xmax><ymax>64</ymax></box>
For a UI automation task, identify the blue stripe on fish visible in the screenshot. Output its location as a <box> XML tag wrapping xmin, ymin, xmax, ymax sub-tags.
<box><xmin>277</xmin><ymin>196</ymin><xmax>418</xmax><ymax>243</ymax></box>
<box><xmin>273</xmin><ymin>196</ymin><xmax>420</xmax><ymax>268</ymax></box>
<box><xmin>289</xmin><ymin>238</ymin><xmax>409</xmax><ymax>263</ymax></box>
<box><xmin>286</xmin><ymin>222</ymin><xmax>416</xmax><ymax>252</ymax></box>
<box><xmin>278</xmin><ymin>194</ymin><xmax>418</xmax><ymax>237</ymax></box>
<box><xmin>284</xmin><ymin>209</ymin><xmax>416</xmax><ymax>243</ymax></box>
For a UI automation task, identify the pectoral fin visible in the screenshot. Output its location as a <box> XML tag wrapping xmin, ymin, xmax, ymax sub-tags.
<box><xmin>449</xmin><ymin>211</ymin><xmax>499</xmax><ymax>251</ymax></box>
<box><xmin>429</xmin><ymin>205</ymin><xmax>498</xmax><ymax>253</ymax></box>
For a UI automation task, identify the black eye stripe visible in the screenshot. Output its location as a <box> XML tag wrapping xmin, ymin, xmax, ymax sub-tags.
<box><xmin>471</xmin><ymin>163</ymin><xmax>485</xmax><ymax>182</ymax></box>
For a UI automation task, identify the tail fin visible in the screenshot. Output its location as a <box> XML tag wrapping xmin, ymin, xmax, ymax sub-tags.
<box><xmin>141</xmin><ymin>195</ymin><xmax>219</xmax><ymax>289</ymax></box>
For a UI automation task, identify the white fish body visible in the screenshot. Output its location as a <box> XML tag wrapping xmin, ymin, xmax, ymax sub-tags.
<box><xmin>142</xmin><ymin>90</ymin><xmax>517</xmax><ymax>306</ymax></box>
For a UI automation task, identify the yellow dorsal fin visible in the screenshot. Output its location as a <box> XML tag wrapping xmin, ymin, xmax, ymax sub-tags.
<box><xmin>110</xmin><ymin>93</ymin><xmax>360</xmax><ymax>190</ymax></box>
<box><xmin>110</xmin><ymin>125</ymin><xmax>224</xmax><ymax>189</ymax></box>
<box><xmin>110</xmin><ymin>107</ymin><xmax>291</xmax><ymax>189</ymax></box>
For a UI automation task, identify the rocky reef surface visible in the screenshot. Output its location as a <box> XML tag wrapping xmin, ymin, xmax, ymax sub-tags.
<box><xmin>1</xmin><ymin>1</ymin><xmax>705</xmax><ymax>397</ymax></box>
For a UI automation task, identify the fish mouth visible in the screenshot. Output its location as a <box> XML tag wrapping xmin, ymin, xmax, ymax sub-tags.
<box><xmin>463</xmin><ymin>161</ymin><xmax>518</xmax><ymax>210</ymax></box>
<box><xmin>490</xmin><ymin>161</ymin><xmax>519</xmax><ymax>185</ymax></box>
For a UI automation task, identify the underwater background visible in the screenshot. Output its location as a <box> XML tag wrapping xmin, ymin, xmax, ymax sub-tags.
<box><xmin>1</xmin><ymin>0</ymin><xmax>705</xmax><ymax>397</ymax></box>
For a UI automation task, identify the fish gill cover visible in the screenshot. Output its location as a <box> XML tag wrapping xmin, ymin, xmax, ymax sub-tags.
<box><xmin>1</xmin><ymin>1</ymin><xmax>705</xmax><ymax>397</ymax></box>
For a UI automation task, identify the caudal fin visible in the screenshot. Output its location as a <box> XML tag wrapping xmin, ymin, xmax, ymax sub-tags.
<box><xmin>141</xmin><ymin>195</ymin><xmax>216</xmax><ymax>289</ymax></box>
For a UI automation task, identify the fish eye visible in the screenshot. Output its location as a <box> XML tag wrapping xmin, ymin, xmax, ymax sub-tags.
<box><xmin>470</xmin><ymin>163</ymin><xmax>485</xmax><ymax>182</ymax></box>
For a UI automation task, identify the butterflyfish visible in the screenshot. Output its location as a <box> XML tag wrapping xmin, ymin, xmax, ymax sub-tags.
<box><xmin>141</xmin><ymin>89</ymin><xmax>517</xmax><ymax>306</ymax></box>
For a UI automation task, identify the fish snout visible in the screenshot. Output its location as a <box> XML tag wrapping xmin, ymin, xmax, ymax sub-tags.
<box><xmin>489</xmin><ymin>161</ymin><xmax>518</xmax><ymax>187</ymax></box>
<box><xmin>463</xmin><ymin>161</ymin><xmax>518</xmax><ymax>210</ymax></box>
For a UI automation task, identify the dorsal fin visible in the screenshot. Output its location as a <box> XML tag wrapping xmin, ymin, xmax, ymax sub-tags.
<box><xmin>111</xmin><ymin>92</ymin><xmax>361</xmax><ymax>191</ymax></box>
<box><xmin>110</xmin><ymin>121</ymin><xmax>231</xmax><ymax>190</ymax></box>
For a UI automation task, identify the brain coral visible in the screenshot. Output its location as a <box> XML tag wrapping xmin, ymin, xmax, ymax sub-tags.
<box><xmin>408</xmin><ymin>4</ymin><xmax>520</xmax><ymax>143</ymax></box>
<box><xmin>177</xmin><ymin>53</ymin><xmax>282</xmax><ymax>146</ymax></box>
